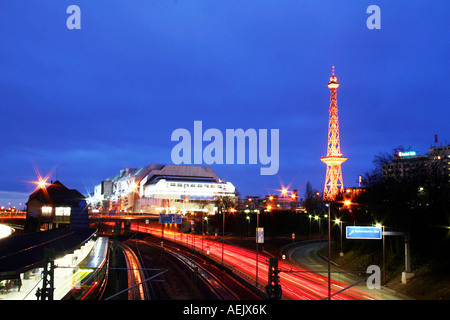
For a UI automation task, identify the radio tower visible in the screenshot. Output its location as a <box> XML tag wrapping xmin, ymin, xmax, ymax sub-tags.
<box><xmin>321</xmin><ymin>66</ymin><xmax>347</xmax><ymax>201</ymax></box>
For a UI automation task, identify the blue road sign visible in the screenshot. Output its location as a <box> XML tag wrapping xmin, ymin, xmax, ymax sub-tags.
<box><xmin>346</xmin><ymin>226</ymin><xmax>382</xmax><ymax>240</ymax></box>
<box><xmin>159</xmin><ymin>213</ymin><xmax>182</xmax><ymax>224</ymax></box>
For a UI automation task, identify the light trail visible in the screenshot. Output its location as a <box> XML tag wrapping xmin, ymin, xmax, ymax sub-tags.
<box><xmin>128</xmin><ymin>223</ymin><xmax>383</xmax><ymax>300</ymax></box>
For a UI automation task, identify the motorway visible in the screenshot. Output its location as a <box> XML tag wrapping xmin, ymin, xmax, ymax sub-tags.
<box><xmin>129</xmin><ymin>223</ymin><xmax>412</xmax><ymax>300</ymax></box>
<box><xmin>284</xmin><ymin>242</ymin><xmax>412</xmax><ymax>300</ymax></box>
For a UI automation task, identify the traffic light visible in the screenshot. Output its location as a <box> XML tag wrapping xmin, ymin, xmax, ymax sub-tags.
<box><xmin>265</xmin><ymin>258</ymin><xmax>282</xmax><ymax>300</ymax></box>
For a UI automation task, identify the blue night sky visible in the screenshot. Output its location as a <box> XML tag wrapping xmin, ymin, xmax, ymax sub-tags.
<box><xmin>0</xmin><ymin>1</ymin><xmax>449</xmax><ymax>207</ymax></box>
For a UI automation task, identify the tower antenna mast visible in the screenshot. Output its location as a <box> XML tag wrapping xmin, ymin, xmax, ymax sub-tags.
<box><xmin>321</xmin><ymin>66</ymin><xmax>347</xmax><ymax>201</ymax></box>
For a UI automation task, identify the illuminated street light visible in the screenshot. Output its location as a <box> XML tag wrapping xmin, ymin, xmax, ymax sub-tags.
<box><xmin>38</xmin><ymin>179</ymin><xmax>49</xmax><ymax>189</ymax></box>
<box><xmin>335</xmin><ymin>218</ymin><xmax>343</xmax><ymax>265</ymax></box>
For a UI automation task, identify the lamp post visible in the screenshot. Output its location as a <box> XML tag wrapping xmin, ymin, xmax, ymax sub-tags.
<box><xmin>308</xmin><ymin>214</ymin><xmax>312</xmax><ymax>239</ymax></box>
<box><xmin>281</xmin><ymin>188</ymin><xmax>288</xmax><ymax>209</ymax></box>
<box><xmin>222</xmin><ymin>208</ymin><xmax>225</xmax><ymax>266</ymax></box>
<box><xmin>246</xmin><ymin>215</ymin><xmax>250</xmax><ymax>237</ymax></box>
<box><xmin>335</xmin><ymin>218</ymin><xmax>343</xmax><ymax>266</ymax></box>
<box><xmin>327</xmin><ymin>203</ymin><xmax>331</xmax><ymax>300</ymax></box>
<box><xmin>376</xmin><ymin>223</ymin><xmax>385</xmax><ymax>285</ymax></box>
<box><xmin>255</xmin><ymin>209</ymin><xmax>260</xmax><ymax>287</ymax></box>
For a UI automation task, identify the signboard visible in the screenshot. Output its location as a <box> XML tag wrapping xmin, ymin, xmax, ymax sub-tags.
<box><xmin>180</xmin><ymin>195</ymin><xmax>214</xmax><ymax>200</ymax></box>
<box><xmin>398</xmin><ymin>151</ymin><xmax>416</xmax><ymax>157</ymax></box>
<box><xmin>256</xmin><ymin>227</ymin><xmax>264</xmax><ymax>243</ymax></box>
<box><xmin>346</xmin><ymin>226</ymin><xmax>382</xmax><ymax>240</ymax></box>
<box><xmin>159</xmin><ymin>213</ymin><xmax>182</xmax><ymax>224</ymax></box>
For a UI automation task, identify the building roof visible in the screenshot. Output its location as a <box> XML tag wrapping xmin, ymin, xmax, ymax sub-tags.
<box><xmin>104</xmin><ymin>164</ymin><xmax>221</xmax><ymax>186</ymax></box>
<box><xmin>0</xmin><ymin>228</ymin><xmax>96</xmax><ymax>280</ymax></box>
<box><xmin>144</xmin><ymin>165</ymin><xmax>220</xmax><ymax>185</ymax></box>
<box><xmin>26</xmin><ymin>180</ymin><xmax>85</xmax><ymax>207</ymax></box>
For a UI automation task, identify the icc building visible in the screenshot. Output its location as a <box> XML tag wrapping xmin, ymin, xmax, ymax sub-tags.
<box><xmin>89</xmin><ymin>164</ymin><xmax>237</xmax><ymax>215</ymax></box>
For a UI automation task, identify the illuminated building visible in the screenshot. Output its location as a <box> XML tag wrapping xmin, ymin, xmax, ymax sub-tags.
<box><xmin>90</xmin><ymin>164</ymin><xmax>236</xmax><ymax>214</ymax></box>
<box><xmin>429</xmin><ymin>145</ymin><xmax>450</xmax><ymax>183</ymax></box>
<box><xmin>321</xmin><ymin>66</ymin><xmax>347</xmax><ymax>201</ymax></box>
<box><xmin>25</xmin><ymin>180</ymin><xmax>88</xmax><ymax>231</ymax></box>
<box><xmin>382</xmin><ymin>150</ymin><xmax>429</xmax><ymax>181</ymax></box>
<box><xmin>382</xmin><ymin>144</ymin><xmax>450</xmax><ymax>184</ymax></box>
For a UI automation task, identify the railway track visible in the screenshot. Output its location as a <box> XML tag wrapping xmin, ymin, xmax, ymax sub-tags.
<box><xmin>131</xmin><ymin>238</ymin><xmax>260</xmax><ymax>300</ymax></box>
<box><xmin>116</xmin><ymin>242</ymin><xmax>148</xmax><ymax>300</ymax></box>
<box><xmin>149</xmin><ymin>241</ymin><xmax>239</xmax><ymax>300</ymax></box>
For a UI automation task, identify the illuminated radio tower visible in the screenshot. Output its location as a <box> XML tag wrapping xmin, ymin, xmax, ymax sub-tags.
<box><xmin>321</xmin><ymin>66</ymin><xmax>347</xmax><ymax>201</ymax></box>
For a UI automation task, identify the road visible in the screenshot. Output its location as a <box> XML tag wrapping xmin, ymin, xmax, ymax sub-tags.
<box><xmin>284</xmin><ymin>241</ymin><xmax>412</xmax><ymax>300</ymax></box>
<box><xmin>130</xmin><ymin>223</ymin><xmax>412</xmax><ymax>300</ymax></box>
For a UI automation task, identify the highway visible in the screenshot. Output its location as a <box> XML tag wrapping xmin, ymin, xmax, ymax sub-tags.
<box><xmin>130</xmin><ymin>223</ymin><xmax>411</xmax><ymax>300</ymax></box>
<box><xmin>285</xmin><ymin>242</ymin><xmax>412</xmax><ymax>300</ymax></box>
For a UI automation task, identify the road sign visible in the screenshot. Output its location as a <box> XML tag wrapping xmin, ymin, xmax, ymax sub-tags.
<box><xmin>346</xmin><ymin>226</ymin><xmax>382</xmax><ymax>240</ymax></box>
<box><xmin>159</xmin><ymin>213</ymin><xmax>182</xmax><ymax>224</ymax></box>
<box><xmin>256</xmin><ymin>227</ymin><xmax>264</xmax><ymax>243</ymax></box>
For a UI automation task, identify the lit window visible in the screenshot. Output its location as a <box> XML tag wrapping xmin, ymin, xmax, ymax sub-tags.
<box><xmin>42</xmin><ymin>206</ymin><xmax>52</xmax><ymax>216</ymax></box>
<box><xmin>55</xmin><ymin>207</ymin><xmax>71</xmax><ymax>216</ymax></box>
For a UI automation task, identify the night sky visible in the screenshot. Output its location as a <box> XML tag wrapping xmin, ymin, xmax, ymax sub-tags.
<box><xmin>0</xmin><ymin>1</ymin><xmax>449</xmax><ymax>208</ymax></box>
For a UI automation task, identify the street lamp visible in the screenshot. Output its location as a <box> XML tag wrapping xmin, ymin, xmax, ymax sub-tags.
<box><xmin>324</xmin><ymin>199</ymin><xmax>357</xmax><ymax>299</ymax></box>
<box><xmin>376</xmin><ymin>223</ymin><xmax>385</xmax><ymax>285</ymax></box>
<box><xmin>282</xmin><ymin>188</ymin><xmax>288</xmax><ymax>209</ymax></box>
<box><xmin>335</xmin><ymin>218</ymin><xmax>343</xmax><ymax>265</ymax></box>
<box><xmin>314</xmin><ymin>215</ymin><xmax>320</xmax><ymax>237</ymax></box>
<box><xmin>308</xmin><ymin>214</ymin><xmax>312</xmax><ymax>239</ymax></box>
<box><xmin>222</xmin><ymin>209</ymin><xmax>226</xmax><ymax>265</ymax></box>
<box><xmin>255</xmin><ymin>209</ymin><xmax>260</xmax><ymax>287</ymax></box>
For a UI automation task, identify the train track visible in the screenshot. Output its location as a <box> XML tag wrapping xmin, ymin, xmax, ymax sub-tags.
<box><xmin>134</xmin><ymin>239</ymin><xmax>242</xmax><ymax>300</ymax></box>
<box><xmin>116</xmin><ymin>242</ymin><xmax>148</xmax><ymax>300</ymax></box>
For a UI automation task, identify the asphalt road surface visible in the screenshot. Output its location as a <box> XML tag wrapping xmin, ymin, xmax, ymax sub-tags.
<box><xmin>284</xmin><ymin>241</ymin><xmax>413</xmax><ymax>300</ymax></box>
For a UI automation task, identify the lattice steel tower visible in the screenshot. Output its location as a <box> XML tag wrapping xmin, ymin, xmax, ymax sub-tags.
<box><xmin>321</xmin><ymin>66</ymin><xmax>347</xmax><ymax>201</ymax></box>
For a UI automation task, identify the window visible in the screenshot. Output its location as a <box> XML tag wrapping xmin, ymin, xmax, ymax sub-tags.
<box><xmin>55</xmin><ymin>207</ymin><xmax>71</xmax><ymax>216</ymax></box>
<box><xmin>41</xmin><ymin>206</ymin><xmax>52</xmax><ymax>216</ymax></box>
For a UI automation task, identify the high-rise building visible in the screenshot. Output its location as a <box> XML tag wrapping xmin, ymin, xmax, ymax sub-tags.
<box><xmin>382</xmin><ymin>145</ymin><xmax>450</xmax><ymax>185</ymax></box>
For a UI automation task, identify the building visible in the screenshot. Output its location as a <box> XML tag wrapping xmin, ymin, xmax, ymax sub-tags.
<box><xmin>429</xmin><ymin>145</ymin><xmax>450</xmax><ymax>183</ymax></box>
<box><xmin>89</xmin><ymin>164</ymin><xmax>237</xmax><ymax>214</ymax></box>
<box><xmin>382</xmin><ymin>144</ymin><xmax>450</xmax><ymax>185</ymax></box>
<box><xmin>25</xmin><ymin>180</ymin><xmax>88</xmax><ymax>231</ymax></box>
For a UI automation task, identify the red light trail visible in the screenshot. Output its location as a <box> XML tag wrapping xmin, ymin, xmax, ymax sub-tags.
<box><xmin>130</xmin><ymin>223</ymin><xmax>384</xmax><ymax>300</ymax></box>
